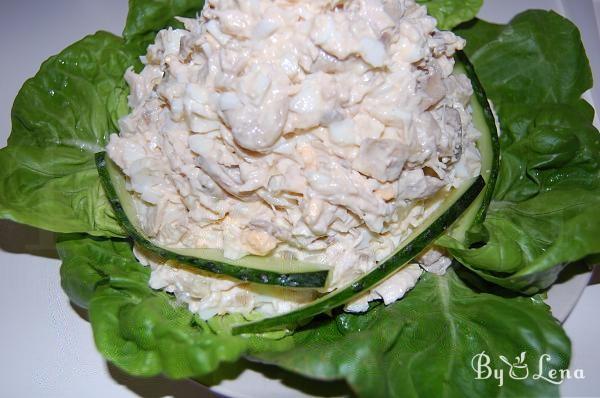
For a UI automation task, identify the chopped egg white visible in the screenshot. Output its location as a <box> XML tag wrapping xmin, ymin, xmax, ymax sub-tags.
<box><xmin>107</xmin><ymin>0</ymin><xmax>481</xmax><ymax>319</ymax></box>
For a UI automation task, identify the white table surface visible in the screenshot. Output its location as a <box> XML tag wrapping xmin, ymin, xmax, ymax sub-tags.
<box><xmin>0</xmin><ymin>1</ymin><xmax>598</xmax><ymax>397</ymax></box>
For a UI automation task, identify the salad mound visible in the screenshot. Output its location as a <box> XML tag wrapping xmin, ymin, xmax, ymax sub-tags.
<box><xmin>0</xmin><ymin>0</ymin><xmax>598</xmax><ymax>397</ymax></box>
<box><xmin>106</xmin><ymin>0</ymin><xmax>483</xmax><ymax>319</ymax></box>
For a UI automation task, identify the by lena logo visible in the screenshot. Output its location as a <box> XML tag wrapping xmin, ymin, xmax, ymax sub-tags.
<box><xmin>471</xmin><ymin>351</ymin><xmax>585</xmax><ymax>387</ymax></box>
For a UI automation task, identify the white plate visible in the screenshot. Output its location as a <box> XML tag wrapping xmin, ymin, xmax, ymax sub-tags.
<box><xmin>0</xmin><ymin>1</ymin><xmax>596</xmax><ymax>397</ymax></box>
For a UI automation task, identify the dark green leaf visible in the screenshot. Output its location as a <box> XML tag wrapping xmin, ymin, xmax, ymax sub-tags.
<box><xmin>444</xmin><ymin>11</ymin><xmax>600</xmax><ymax>292</ymax></box>
<box><xmin>58</xmin><ymin>234</ymin><xmax>292</xmax><ymax>378</ymax></box>
<box><xmin>123</xmin><ymin>0</ymin><xmax>205</xmax><ymax>54</ymax></box>
<box><xmin>456</xmin><ymin>10</ymin><xmax>592</xmax><ymax>106</ymax></box>
<box><xmin>255</xmin><ymin>270</ymin><xmax>571</xmax><ymax>398</ymax></box>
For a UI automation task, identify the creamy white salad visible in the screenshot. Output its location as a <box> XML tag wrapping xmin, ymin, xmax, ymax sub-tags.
<box><xmin>107</xmin><ymin>0</ymin><xmax>481</xmax><ymax>319</ymax></box>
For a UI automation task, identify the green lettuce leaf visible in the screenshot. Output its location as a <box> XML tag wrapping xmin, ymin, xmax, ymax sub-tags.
<box><xmin>58</xmin><ymin>234</ymin><xmax>144</xmax><ymax>308</ymax></box>
<box><xmin>254</xmin><ymin>269</ymin><xmax>570</xmax><ymax>398</ymax></box>
<box><xmin>443</xmin><ymin>11</ymin><xmax>600</xmax><ymax>293</ymax></box>
<box><xmin>0</xmin><ymin>146</ymin><xmax>122</xmax><ymax>237</ymax></box>
<box><xmin>58</xmin><ymin>234</ymin><xmax>293</xmax><ymax>378</ymax></box>
<box><xmin>59</xmin><ymin>234</ymin><xmax>246</xmax><ymax>377</ymax></box>
<box><xmin>0</xmin><ymin>32</ymin><xmax>136</xmax><ymax>236</ymax></box>
<box><xmin>416</xmin><ymin>0</ymin><xmax>483</xmax><ymax>30</ymax></box>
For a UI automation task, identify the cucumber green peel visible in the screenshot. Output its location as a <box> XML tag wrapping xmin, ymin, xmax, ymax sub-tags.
<box><xmin>95</xmin><ymin>152</ymin><xmax>330</xmax><ymax>288</ymax></box>
<box><xmin>445</xmin><ymin>52</ymin><xmax>500</xmax><ymax>242</ymax></box>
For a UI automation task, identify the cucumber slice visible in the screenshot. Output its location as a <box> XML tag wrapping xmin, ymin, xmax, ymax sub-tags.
<box><xmin>445</xmin><ymin>52</ymin><xmax>500</xmax><ymax>242</ymax></box>
<box><xmin>232</xmin><ymin>52</ymin><xmax>499</xmax><ymax>335</ymax></box>
<box><xmin>233</xmin><ymin>176</ymin><xmax>484</xmax><ymax>335</ymax></box>
<box><xmin>96</xmin><ymin>152</ymin><xmax>330</xmax><ymax>288</ymax></box>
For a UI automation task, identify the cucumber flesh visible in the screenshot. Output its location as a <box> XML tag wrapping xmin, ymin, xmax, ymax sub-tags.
<box><xmin>96</xmin><ymin>152</ymin><xmax>330</xmax><ymax>288</ymax></box>
<box><xmin>232</xmin><ymin>175</ymin><xmax>484</xmax><ymax>335</ymax></box>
